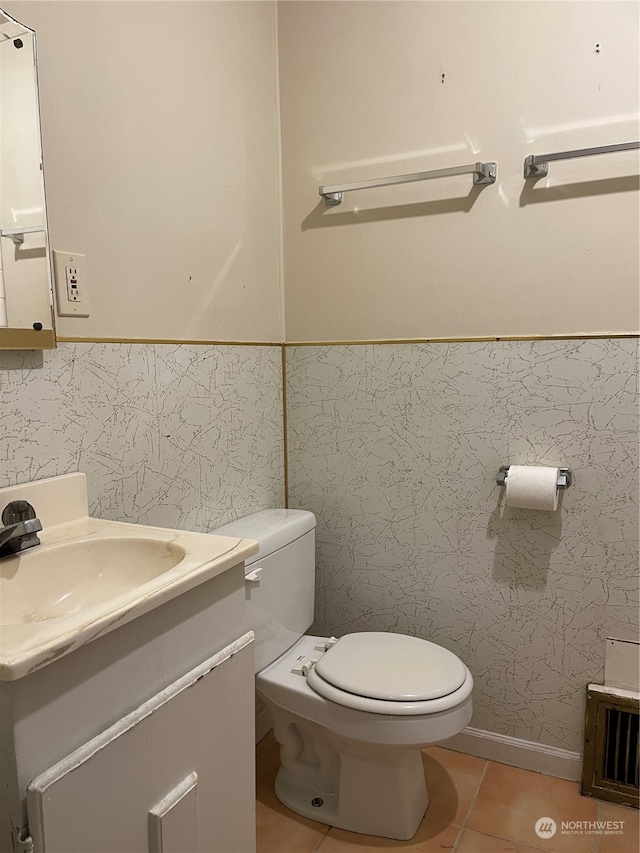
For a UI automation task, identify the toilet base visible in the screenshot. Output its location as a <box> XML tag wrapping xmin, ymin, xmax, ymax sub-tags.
<box><xmin>270</xmin><ymin>715</ymin><xmax>429</xmax><ymax>840</ymax></box>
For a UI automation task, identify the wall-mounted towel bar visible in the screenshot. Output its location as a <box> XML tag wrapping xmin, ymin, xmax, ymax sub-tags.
<box><xmin>319</xmin><ymin>161</ymin><xmax>497</xmax><ymax>206</ymax></box>
<box><xmin>0</xmin><ymin>226</ymin><xmax>45</xmax><ymax>246</ymax></box>
<box><xmin>524</xmin><ymin>141</ymin><xmax>639</xmax><ymax>179</ymax></box>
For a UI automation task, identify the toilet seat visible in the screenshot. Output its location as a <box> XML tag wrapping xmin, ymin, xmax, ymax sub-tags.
<box><xmin>306</xmin><ymin>632</ymin><xmax>473</xmax><ymax>716</ymax></box>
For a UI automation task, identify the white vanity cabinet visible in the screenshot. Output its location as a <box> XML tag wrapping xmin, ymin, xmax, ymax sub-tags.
<box><xmin>0</xmin><ymin>474</ymin><xmax>258</xmax><ymax>853</ymax></box>
<box><xmin>27</xmin><ymin>635</ymin><xmax>255</xmax><ymax>853</ymax></box>
<box><xmin>0</xmin><ymin>563</ymin><xmax>256</xmax><ymax>853</ymax></box>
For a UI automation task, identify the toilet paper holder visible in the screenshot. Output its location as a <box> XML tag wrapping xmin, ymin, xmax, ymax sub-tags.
<box><xmin>496</xmin><ymin>465</ymin><xmax>573</xmax><ymax>489</ymax></box>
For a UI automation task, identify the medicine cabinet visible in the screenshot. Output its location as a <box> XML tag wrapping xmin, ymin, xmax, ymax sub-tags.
<box><xmin>0</xmin><ymin>7</ymin><xmax>55</xmax><ymax>349</ymax></box>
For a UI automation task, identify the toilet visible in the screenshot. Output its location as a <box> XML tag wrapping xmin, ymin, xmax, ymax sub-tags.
<box><xmin>214</xmin><ymin>509</ymin><xmax>473</xmax><ymax>841</ymax></box>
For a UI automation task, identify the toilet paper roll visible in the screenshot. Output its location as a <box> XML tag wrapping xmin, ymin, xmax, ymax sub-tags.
<box><xmin>505</xmin><ymin>465</ymin><xmax>560</xmax><ymax>511</ymax></box>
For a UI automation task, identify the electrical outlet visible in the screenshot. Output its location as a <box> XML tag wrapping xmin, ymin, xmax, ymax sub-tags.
<box><xmin>53</xmin><ymin>250</ymin><xmax>90</xmax><ymax>317</ymax></box>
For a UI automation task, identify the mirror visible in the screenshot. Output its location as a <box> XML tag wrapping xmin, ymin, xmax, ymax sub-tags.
<box><xmin>0</xmin><ymin>7</ymin><xmax>55</xmax><ymax>349</ymax></box>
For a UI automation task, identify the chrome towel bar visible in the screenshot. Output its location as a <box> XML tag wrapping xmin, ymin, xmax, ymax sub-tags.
<box><xmin>319</xmin><ymin>161</ymin><xmax>497</xmax><ymax>206</ymax></box>
<box><xmin>496</xmin><ymin>465</ymin><xmax>573</xmax><ymax>489</ymax></box>
<box><xmin>524</xmin><ymin>141</ymin><xmax>639</xmax><ymax>179</ymax></box>
<box><xmin>0</xmin><ymin>225</ymin><xmax>45</xmax><ymax>246</ymax></box>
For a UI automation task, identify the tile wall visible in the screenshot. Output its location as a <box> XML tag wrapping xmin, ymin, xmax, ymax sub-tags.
<box><xmin>286</xmin><ymin>338</ymin><xmax>639</xmax><ymax>753</ymax></box>
<box><xmin>0</xmin><ymin>342</ymin><xmax>284</xmax><ymax>529</ymax></box>
<box><xmin>2</xmin><ymin>337</ymin><xmax>638</xmax><ymax>755</ymax></box>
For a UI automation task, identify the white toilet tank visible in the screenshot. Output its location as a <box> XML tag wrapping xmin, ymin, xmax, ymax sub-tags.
<box><xmin>213</xmin><ymin>509</ymin><xmax>316</xmax><ymax>672</ymax></box>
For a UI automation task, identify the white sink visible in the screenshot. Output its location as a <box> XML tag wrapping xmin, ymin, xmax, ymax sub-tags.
<box><xmin>2</xmin><ymin>535</ymin><xmax>187</xmax><ymax>624</ymax></box>
<box><xmin>0</xmin><ymin>474</ymin><xmax>257</xmax><ymax>680</ymax></box>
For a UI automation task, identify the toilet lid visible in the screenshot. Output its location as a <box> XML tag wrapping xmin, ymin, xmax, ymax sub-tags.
<box><xmin>313</xmin><ymin>632</ymin><xmax>466</xmax><ymax>701</ymax></box>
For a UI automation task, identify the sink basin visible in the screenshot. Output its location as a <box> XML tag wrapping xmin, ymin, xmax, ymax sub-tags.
<box><xmin>0</xmin><ymin>474</ymin><xmax>258</xmax><ymax>680</ymax></box>
<box><xmin>1</xmin><ymin>536</ymin><xmax>187</xmax><ymax>625</ymax></box>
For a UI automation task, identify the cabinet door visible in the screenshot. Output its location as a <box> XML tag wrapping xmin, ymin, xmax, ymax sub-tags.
<box><xmin>27</xmin><ymin>634</ymin><xmax>255</xmax><ymax>853</ymax></box>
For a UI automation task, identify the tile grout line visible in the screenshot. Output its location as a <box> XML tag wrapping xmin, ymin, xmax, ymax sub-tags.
<box><xmin>457</xmin><ymin>826</ymin><xmax>565</xmax><ymax>853</ymax></box>
<box><xmin>593</xmin><ymin>800</ymin><xmax>602</xmax><ymax>853</ymax></box>
<box><xmin>450</xmin><ymin>824</ymin><xmax>465</xmax><ymax>853</ymax></box>
<box><xmin>311</xmin><ymin>824</ymin><xmax>332</xmax><ymax>853</ymax></box>
<box><xmin>462</xmin><ymin>757</ymin><xmax>491</xmax><ymax>827</ymax></box>
<box><xmin>450</xmin><ymin>758</ymin><xmax>490</xmax><ymax>852</ymax></box>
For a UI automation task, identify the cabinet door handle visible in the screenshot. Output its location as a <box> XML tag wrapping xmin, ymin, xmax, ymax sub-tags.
<box><xmin>149</xmin><ymin>772</ymin><xmax>198</xmax><ymax>853</ymax></box>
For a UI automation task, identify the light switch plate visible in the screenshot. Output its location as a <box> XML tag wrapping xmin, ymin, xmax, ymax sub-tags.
<box><xmin>53</xmin><ymin>250</ymin><xmax>90</xmax><ymax>317</ymax></box>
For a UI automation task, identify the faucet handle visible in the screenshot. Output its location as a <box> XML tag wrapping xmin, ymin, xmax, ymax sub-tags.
<box><xmin>2</xmin><ymin>500</ymin><xmax>37</xmax><ymax>525</ymax></box>
<box><xmin>0</xmin><ymin>500</ymin><xmax>42</xmax><ymax>557</ymax></box>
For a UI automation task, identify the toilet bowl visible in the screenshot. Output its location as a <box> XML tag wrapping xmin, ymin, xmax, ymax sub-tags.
<box><xmin>214</xmin><ymin>509</ymin><xmax>473</xmax><ymax>840</ymax></box>
<box><xmin>257</xmin><ymin>633</ymin><xmax>473</xmax><ymax>839</ymax></box>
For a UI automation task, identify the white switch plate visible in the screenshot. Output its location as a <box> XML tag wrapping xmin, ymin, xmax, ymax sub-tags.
<box><xmin>53</xmin><ymin>250</ymin><xmax>90</xmax><ymax>317</ymax></box>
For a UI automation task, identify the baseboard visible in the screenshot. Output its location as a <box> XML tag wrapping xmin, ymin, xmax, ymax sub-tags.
<box><xmin>444</xmin><ymin>727</ymin><xmax>582</xmax><ymax>781</ymax></box>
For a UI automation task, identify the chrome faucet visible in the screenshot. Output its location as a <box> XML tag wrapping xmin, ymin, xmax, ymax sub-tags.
<box><xmin>0</xmin><ymin>500</ymin><xmax>42</xmax><ymax>558</ymax></box>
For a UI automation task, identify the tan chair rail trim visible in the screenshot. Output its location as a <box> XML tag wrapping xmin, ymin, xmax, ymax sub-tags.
<box><xmin>284</xmin><ymin>333</ymin><xmax>639</xmax><ymax>346</ymax></box>
<box><xmin>45</xmin><ymin>333</ymin><xmax>640</xmax><ymax>348</ymax></box>
<box><xmin>56</xmin><ymin>337</ymin><xmax>282</xmax><ymax>346</ymax></box>
<box><xmin>281</xmin><ymin>346</ymin><xmax>289</xmax><ymax>510</ymax></box>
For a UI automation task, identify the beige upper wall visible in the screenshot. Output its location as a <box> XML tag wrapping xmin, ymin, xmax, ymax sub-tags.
<box><xmin>5</xmin><ymin>1</ymin><xmax>283</xmax><ymax>342</ymax></box>
<box><xmin>279</xmin><ymin>1</ymin><xmax>640</xmax><ymax>341</ymax></box>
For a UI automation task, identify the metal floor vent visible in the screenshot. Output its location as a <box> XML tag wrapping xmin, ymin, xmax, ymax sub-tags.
<box><xmin>582</xmin><ymin>684</ymin><xmax>639</xmax><ymax>809</ymax></box>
